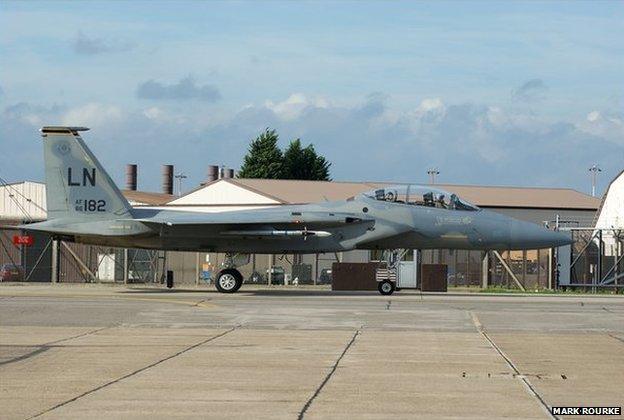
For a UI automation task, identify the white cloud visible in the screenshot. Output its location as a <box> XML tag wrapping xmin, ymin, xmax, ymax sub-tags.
<box><xmin>417</xmin><ymin>98</ymin><xmax>445</xmax><ymax>113</ymax></box>
<box><xmin>2</xmin><ymin>103</ymin><xmax>64</xmax><ymax>127</ymax></box>
<box><xmin>143</xmin><ymin>107</ymin><xmax>164</xmax><ymax>120</ymax></box>
<box><xmin>587</xmin><ymin>110</ymin><xmax>601</xmax><ymax>123</ymax></box>
<box><xmin>61</xmin><ymin>103</ymin><xmax>123</xmax><ymax>127</ymax></box>
<box><xmin>577</xmin><ymin>110</ymin><xmax>624</xmax><ymax>145</ymax></box>
<box><xmin>2</xmin><ymin>95</ymin><xmax>622</xmax><ymax>194</ymax></box>
<box><xmin>264</xmin><ymin>93</ymin><xmax>329</xmax><ymax>120</ymax></box>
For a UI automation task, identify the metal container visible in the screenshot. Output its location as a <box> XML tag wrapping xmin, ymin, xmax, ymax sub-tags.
<box><xmin>161</xmin><ymin>165</ymin><xmax>174</xmax><ymax>195</ymax></box>
<box><xmin>125</xmin><ymin>164</ymin><xmax>137</xmax><ymax>191</ymax></box>
<box><xmin>207</xmin><ymin>165</ymin><xmax>219</xmax><ymax>182</ymax></box>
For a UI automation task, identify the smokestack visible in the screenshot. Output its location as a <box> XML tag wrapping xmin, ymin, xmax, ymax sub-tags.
<box><xmin>125</xmin><ymin>164</ymin><xmax>137</xmax><ymax>191</ymax></box>
<box><xmin>227</xmin><ymin>168</ymin><xmax>235</xmax><ymax>179</ymax></box>
<box><xmin>162</xmin><ymin>164</ymin><xmax>174</xmax><ymax>195</ymax></box>
<box><xmin>207</xmin><ymin>165</ymin><xmax>219</xmax><ymax>182</ymax></box>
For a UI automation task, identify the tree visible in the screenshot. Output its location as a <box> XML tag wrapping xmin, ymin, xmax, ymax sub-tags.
<box><xmin>237</xmin><ymin>129</ymin><xmax>284</xmax><ymax>179</ymax></box>
<box><xmin>238</xmin><ymin>129</ymin><xmax>332</xmax><ymax>181</ymax></box>
<box><xmin>282</xmin><ymin>139</ymin><xmax>331</xmax><ymax>181</ymax></box>
<box><xmin>282</xmin><ymin>139</ymin><xmax>305</xmax><ymax>180</ymax></box>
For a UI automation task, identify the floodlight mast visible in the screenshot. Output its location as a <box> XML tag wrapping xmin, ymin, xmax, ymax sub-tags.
<box><xmin>427</xmin><ymin>168</ymin><xmax>440</xmax><ymax>184</ymax></box>
<box><xmin>589</xmin><ymin>164</ymin><xmax>602</xmax><ymax>197</ymax></box>
<box><xmin>174</xmin><ymin>172</ymin><xmax>187</xmax><ymax>197</ymax></box>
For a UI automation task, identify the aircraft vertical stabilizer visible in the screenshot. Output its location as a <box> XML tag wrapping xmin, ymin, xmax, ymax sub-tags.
<box><xmin>40</xmin><ymin>126</ymin><xmax>132</xmax><ymax>220</ymax></box>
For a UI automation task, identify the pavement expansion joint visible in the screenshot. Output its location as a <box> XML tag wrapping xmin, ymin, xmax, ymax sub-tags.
<box><xmin>26</xmin><ymin>326</ymin><xmax>239</xmax><ymax>420</ymax></box>
<box><xmin>297</xmin><ymin>327</ymin><xmax>362</xmax><ymax>420</ymax></box>
<box><xmin>0</xmin><ymin>345</ymin><xmax>50</xmax><ymax>367</ymax></box>
<box><xmin>461</xmin><ymin>371</ymin><xmax>550</xmax><ymax>380</ymax></box>
<box><xmin>469</xmin><ymin>311</ymin><xmax>559</xmax><ymax>420</ymax></box>
<box><xmin>45</xmin><ymin>326</ymin><xmax>114</xmax><ymax>346</ymax></box>
<box><xmin>0</xmin><ymin>326</ymin><xmax>113</xmax><ymax>368</ymax></box>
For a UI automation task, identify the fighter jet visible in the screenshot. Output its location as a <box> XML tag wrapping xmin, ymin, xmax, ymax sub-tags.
<box><xmin>21</xmin><ymin>126</ymin><xmax>572</xmax><ymax>294</ymax></box>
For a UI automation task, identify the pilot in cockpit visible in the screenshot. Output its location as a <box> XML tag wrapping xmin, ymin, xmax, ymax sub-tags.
<box><xmin>436</xmin><ymin>194</ymin><xmax>446</xmax><ymax>209</ymax></box>
<box><xmin>423</xmin><ymin>192</ymin><xmax>434</xmax><ymax>207</ymax></box>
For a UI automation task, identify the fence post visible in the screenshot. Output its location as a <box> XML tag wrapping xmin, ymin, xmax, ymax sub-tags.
<box><xmin>481</xmin><ymin>251</ymin><xmax>489</xmax><ymax>289</ymax></box>
<box><xmin>51</xmin><ymin>239</ymin><xmax>59</xmax><ymax>284</ymax></box>
<box><xmin>195</xmin><ymin>252</ymin><xmax>200</xmax><ymax>286</ymax></box>
<box><xmin>123</xmin><ymin>248</ymin><xmax>129</xmax><ymax>284</ymax></box>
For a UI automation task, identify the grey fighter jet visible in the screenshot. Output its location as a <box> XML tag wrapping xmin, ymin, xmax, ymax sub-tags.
<box><xmin>21</xmin><ymin>126</ymin><xmax>572</xmax><ymax>294</ymax></box>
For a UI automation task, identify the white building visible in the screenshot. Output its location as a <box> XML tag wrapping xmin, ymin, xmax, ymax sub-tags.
<box><xmin>0</xmin><ymin>181</ymin><xmax>47</xmax><ymax>222</ymax></box>
<box><xmin>594</xmin><ymin>170</ymin><xmax>624</xmax><ymax>256</ymax></box>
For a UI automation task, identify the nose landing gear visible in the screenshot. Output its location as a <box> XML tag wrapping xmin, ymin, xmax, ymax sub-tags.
<box><xmin>375</xmin><ymin>249</ymin><xmax>410</xmax><ymax>295</ymax></box>
<box><xmin>378</xmin><ymin>279</ymin><xmax>395</xmax><ymax>295</ymax></box>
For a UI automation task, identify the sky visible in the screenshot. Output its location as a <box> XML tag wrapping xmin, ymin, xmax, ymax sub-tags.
<box><xmin>0</xmin><ymin>0</ymin><xmax>622</xmax><ymax>195</ymax></box>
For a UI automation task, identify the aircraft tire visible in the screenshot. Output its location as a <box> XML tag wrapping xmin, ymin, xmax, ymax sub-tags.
<box><xmin>378</xmin><ymin>280</ymin><xmax>395</xmax><ymax>295</ymax></box>
<box><xmin>215</xmin><ymin>269</ymin><xmax>243</xmax><ymax>293</ymax></box>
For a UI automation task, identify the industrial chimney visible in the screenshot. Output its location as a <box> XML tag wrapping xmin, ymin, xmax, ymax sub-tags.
<box><xmin>125</xmin><ymin>164</ymin><xmax>137</xmax><ymax>191</ymax></box>
<box><xmin>207</xmin><ymin>165</ymin><xmax>219</xmax><ymax>182</ymax></box>
<box><xmin>162</xmin><ymin>164</ymin><xmax>174</xmax><ymax>195</ymax></box>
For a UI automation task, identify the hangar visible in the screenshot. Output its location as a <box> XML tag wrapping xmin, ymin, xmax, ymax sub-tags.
<box><xmin>1</xmin><ymin>173</ymin><xmax>607</xmax><ymax>291</ymax></box>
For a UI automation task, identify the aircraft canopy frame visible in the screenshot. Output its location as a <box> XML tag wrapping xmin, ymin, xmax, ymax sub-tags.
<box><xmin>363</xmin><ymin>185</ymin><xmax>480</xmax><ymax>211</ymax></box>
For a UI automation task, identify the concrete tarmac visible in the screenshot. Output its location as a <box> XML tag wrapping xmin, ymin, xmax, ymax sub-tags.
<box><xmin>1</xmin><ymin>284</ymin><xmax>623</xmax><ymax>419</ymax></box>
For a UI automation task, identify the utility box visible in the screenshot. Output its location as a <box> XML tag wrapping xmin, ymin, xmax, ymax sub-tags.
<box><xmin>421</xmin><ymin>264</ymin><xmax>448</xmax><ymax>292</ymax></box>
<box><xmin>556</xmin><ymin>245</ymin><xmax>571</xmax><ymax>287</ymax></box>
<box><xmin>331</xmin><ymin>262</ymin><xmax>378</xmax><ymax>290</ymax></box>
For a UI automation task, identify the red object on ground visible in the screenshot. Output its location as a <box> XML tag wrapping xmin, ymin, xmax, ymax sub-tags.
<box><xmin>12</xmin><ymin>235</ymin><xmax>34</xmax><ymax>246</ymax></box>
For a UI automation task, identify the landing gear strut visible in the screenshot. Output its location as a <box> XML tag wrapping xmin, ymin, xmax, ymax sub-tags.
<box><xmin>375</xmin><ymin>249</ymin><xmax>408</xmax><ymax>295</ymax></box>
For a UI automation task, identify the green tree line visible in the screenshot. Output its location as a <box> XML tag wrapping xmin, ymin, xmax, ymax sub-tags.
<box><xmin>237</xmin><ymin>128</ymin><xmax>331</xmax><ymax>181</ymax></box>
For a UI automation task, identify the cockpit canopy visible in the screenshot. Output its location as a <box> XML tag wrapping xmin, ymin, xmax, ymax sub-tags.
<box><xmin>363</xmin><ymin>185</ymin><xmax>480</xmax><ymax>211</ymax></box>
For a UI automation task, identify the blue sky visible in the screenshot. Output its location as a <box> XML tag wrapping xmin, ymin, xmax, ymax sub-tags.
<box><xmin>1</xmin><ymin>1</ymin><xmax>622</xmax><ymax>195</ymax></box>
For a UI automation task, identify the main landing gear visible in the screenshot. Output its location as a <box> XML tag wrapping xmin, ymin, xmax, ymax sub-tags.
<box><xmin>214</xmin><ymin>253</ymin><xmax>249</xmax><ymax>294</ymax></box>
<box><xmin>215</xmin><ymin>268</ymin><xmax>243</xmax><ymax>293</ymax></box>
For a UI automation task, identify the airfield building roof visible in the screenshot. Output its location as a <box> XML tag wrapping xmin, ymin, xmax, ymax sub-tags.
<box><xmin>173</xmin><ymin>178</ymin><xmax>600</xmax><ymax>211</ymax></box>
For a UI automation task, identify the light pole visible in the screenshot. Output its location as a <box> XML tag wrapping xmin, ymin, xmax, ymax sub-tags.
<box><xmin>588</xmin><ymin>165</ymin><xmax>601</xmax><ymax>197</ymax></box>
<box><xmin>174</xmin><ymin>172</ymin><xmax>187</xmax><ymax>197</ymax></box>
<box><xmin>427</xmin><ymin>168</ymin><xmax>440</xmax><ymax>184</ymax></box>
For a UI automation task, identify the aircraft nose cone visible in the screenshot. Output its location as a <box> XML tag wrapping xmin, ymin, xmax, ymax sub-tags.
<box><xmin>510</xmin><ymin>220</ymin><xmax>573</xmax><ymax>249</ymax></box>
